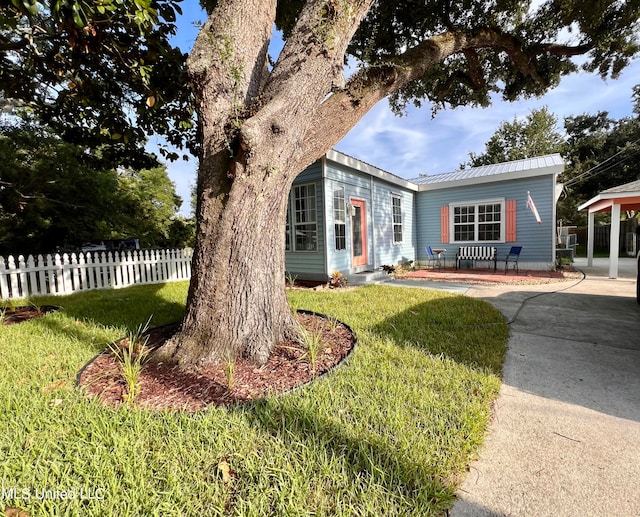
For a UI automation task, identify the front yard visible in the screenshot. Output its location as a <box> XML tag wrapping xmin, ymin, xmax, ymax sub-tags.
<box><xmin>0</xmin><ymin>283</ymin><xmax>508</xmax><ymax>516</ymax></box>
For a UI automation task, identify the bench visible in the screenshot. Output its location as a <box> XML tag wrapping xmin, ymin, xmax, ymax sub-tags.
<box><xmin>456</xmin><ymin>246</ymin><xmax>497</xmax><ymax>271</ymax></box>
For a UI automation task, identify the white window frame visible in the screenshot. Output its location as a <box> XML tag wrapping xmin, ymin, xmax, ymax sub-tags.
<box><xmin>333</xmin><ymin>186</ymin><xmax>347</xmax><ymax>251</ymax></box>
<box><xmin>291</xmin><ymin>183</ymin><xmax>318</xmax><ymax>252</ymax></box>
<box><xmin>449</xmin><ymin>198</ymin><xmax>505</xmax><ymax>243</ymax></box>
<box><xmin>285</xmin><ymin>204</ymin><xmax>291</xmax><ymax>251</ymax></box>
<box><xmin>391</xmin><ymin>193</ymin><xmax>403</xmax><ymax>244</ymax></box>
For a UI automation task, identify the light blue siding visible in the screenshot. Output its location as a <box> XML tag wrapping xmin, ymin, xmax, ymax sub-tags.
<box><xmin>285</xmin><ymin>162</ymin><xmax>326</xmax><ymax>280</ymax></box>
<box><xmin>324</xmin><ymin>179</ymin><xmax>355</xmax><ymax>274</ymax></box>
<box><xmin>371</xmin><ymin>182</ymin><xmax>416</xmax><ymax>268</ymax></box>
<box><xmin>323</xmin><ymin>159</ymin><xmax>417</xmax><ymax>277</ymax></box>
<box><xmin>324</xmin><ymin>160</ymin><xmax>373</xmax><ymax>276</ymax></box>
<box><xmin>325</xmin><ymin>161</ymin><xmax>372</xmax><ymax>189</ymax></box>
<box><xmin>415</xmin><ymin>175</ymin><xmax>555</xmax><ymax>268</ymax></box>
<box><xmin>285</xmin><ymin>152</ymin><xmax>558</xmax><ymax>280</ymax></box>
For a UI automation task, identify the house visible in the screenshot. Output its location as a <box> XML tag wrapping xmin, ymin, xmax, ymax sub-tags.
<box><xmin>285</xmin><ymin>150</ymin><xmax>564</xmax><ymax>282</ymax></box>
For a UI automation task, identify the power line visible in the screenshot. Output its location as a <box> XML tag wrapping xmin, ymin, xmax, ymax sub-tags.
<box><xmin>563</xmin><ymin>137</ymin><xmax>640</xmax><ymax>188</ymax></box>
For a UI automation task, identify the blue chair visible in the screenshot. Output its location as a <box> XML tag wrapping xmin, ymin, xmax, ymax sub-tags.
<box><xmin>505</xmin><ymin>246</ymin><xmax>522</xmax><ymax>274</ymax></box>
<box><xmin>425</xmin><ymin>246</ymin><xmax>444</xmax><ymax>269</ymax></box>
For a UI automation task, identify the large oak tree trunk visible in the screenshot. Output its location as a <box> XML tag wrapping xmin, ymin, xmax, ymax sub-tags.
<box><xmin>153</xmin><ymin>146</ymin><xmax>301</xmax><ymax>365</ymax></box>
<box><xmin>152</xmin><ymin>0</ymin><xmax>377</xmax><ymax>366</ymax></box>
<box><xmin>149</xmin><ymin>0</ymin><xmax>598</xmax><ymax>366</ymax></box>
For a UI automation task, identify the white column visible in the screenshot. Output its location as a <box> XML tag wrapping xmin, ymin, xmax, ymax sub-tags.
<box><xmin>587</xmin><ymin>211</ymin><xmax>595</xmax><ymax>267</ymax></box>
<box><xmin>609</xmin><ymin>203</ymin><xmax>621</xmax><ymax>279</ymax></box>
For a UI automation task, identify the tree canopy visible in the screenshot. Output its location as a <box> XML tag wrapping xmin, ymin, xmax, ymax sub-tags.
<box><xmin>465</xmin><ymin>106</ymin><xmax>565</xmax><ymax>167</ymax></box>
<box><xmin>559</xmin><ymin>87</ymin><xmax>640</xmax><ymax>223</ymax></box>
<box><xmin>3</xmin><ymin>1</ymin><xmax>639</xmax><ymax>158</ymax></box>
<box><xmin>1</xmin><ymin>0</ymin><xmax>194</xmax><ymax>161</ymax></box>
<box><xmin>0</xmin><ymin>122</ymin><xmax>192</xmax><ymax>255</ymax></box>
<box><xmin>460</xmin><ymin>88</ymin><xmax>640</xmax><ymax>225</ymax></box>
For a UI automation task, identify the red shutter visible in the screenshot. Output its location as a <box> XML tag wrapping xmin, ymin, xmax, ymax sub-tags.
<box><xmin>506</xmin><ymin>200</ymin><xmax>517</xmax><ymax>242</ymax></box>
<box><xmin>440</xmin><ymin>206</ymin><xmax>449</xmax><ymax>243</ymax></box>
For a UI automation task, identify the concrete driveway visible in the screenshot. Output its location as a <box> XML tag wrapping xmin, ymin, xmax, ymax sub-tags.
<box><xmin>452</xmin><ymin>257</ymin><xmax>640</xmax><ymax>517</ymax></box>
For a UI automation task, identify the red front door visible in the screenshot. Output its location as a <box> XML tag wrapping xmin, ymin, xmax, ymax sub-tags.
<box><xmin>351</xmin><ymin>199</ymin><xmax>367</xmax><ymax>268</ymax></box>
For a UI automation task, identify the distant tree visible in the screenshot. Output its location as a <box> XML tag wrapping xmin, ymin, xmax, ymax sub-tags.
<box><xmin>0</xmin><ymin>122</ymin><xmax>189</xmax><ymax>255</ymax></box>
<box><xmin>466</xmin><ymin>106</ymin><xmax>565</xmax><ymax>167</ymax></box>
<box><xmin>0</xmin><ymin>123</ymin><xmax>117</xmax><ymax>255</ymax></box>
<box><xmin>166</xmin><ymin>216</ymin><xmax>196</xmax><ymax>248</ymax></box>
<box><xmin>116</xmin><ymin>166</ymin><xmax>184</xmax><ymax>247</ymax></box>
<box><xmin>559</xmin><ymin>99</ymin><xmax>640</xmax><ymax>224</ymax></box>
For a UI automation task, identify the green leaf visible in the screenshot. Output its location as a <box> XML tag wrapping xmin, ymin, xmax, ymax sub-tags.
<box><xmin>71</xmin><ymin>4</ymin><xmax>85</xmax><ymax>27</ymax></box>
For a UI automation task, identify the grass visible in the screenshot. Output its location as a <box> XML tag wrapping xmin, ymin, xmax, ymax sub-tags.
<box><xmin>0</xmin><ymin>282</ymin><xmax>508</xmax><ymax>516</ymax></box>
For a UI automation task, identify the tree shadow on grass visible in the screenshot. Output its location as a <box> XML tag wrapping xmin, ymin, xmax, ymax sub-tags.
<box><xmin>235</xmin><ymin>292</ymin><xmax>509</xmax><ymax>515</ymax></box>
<box><xmin>244</xmin><ymin>398</ymin><xmax>457</xmax><ymax>515</ymax></box>
<box><xmin>369</xmin><ymin>295</ymin><xmax>509</xmax><ymax>375</ymax></box>
<box><xmin>25</xmin><ymin>282</ymin><xmax>187</xmax><ymax>353</ymax></box>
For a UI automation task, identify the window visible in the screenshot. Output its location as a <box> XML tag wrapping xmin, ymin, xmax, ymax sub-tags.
<box><xmin>333</xmin><ymin>187</ymin><xmax>346</xmax><ymax>251</ymax></box>
<box><xmin>292</xmin><ymin>184</ymin><xmax>317</xmax><ymax>251</ymax></box>
<box><xmin>392</xmin><ymin>194</ymin><xmax>403</xmax><ymax>243</ymax></box>
<box><xmin>451</xmin><ymin>200</ymin><xmax>504</xmax><ymax>242</ymax></box>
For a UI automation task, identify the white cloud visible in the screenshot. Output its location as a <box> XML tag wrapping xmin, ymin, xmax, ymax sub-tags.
<box><xmin>336</xmin><ymin>59</ymin><xmax>639</xmax><ymax>178</ymax></box>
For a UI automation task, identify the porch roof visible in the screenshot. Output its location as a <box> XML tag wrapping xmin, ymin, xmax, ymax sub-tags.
<box><xmin>578</xmin><ymin>179</ymin><xmax>640</xmax><ymax>279</ymax></box>
<box><xmin>578</xmin><ymin>179</ymin><xmax>640</xmax><ymax>213</ymax></box>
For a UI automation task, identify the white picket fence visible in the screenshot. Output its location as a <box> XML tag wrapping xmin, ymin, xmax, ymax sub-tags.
<box><xmin>0</xmin><ymin>248</ymin><xmax>193</xmax><ymax>300</ymax></box>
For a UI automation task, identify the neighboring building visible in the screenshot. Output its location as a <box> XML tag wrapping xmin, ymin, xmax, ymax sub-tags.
<box><xmin>285</xmin><ymin>150</ymin><xmax>564</xmax><ymax>282</ymax></box>
<box><xmin>578</xmin><ymin>179</ymin><xmax>640</xmax><ymax>279</ymax></box>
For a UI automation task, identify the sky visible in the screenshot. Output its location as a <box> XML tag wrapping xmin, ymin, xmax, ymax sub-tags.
<box><xmin>161</xmin><ymin>4</ymin><xmax>640</xmax><ymax>216</ymax></box>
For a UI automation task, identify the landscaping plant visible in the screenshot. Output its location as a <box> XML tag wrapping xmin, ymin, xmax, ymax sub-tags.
<box><xmin>108</xmin><ymin>317</ymin><xmax>152</xmax><ymax>406</ymax></box>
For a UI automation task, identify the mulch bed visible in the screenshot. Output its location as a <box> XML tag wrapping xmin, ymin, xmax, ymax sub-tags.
<box><xmin>78</xmin><ymin>312</ymin><xmax>357</xmax><ymax>412</ymax></box>
<box><xmin>1</xmin><ymin>305</ymin><xmax>59</xmax><ymax>325</ymax></box>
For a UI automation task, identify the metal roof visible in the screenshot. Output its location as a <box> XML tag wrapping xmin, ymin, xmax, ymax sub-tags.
<box><xmin>325</xmin><ymin>149</ymin><xmax>419</xmax><ymax>191</ymax></box>
<box><xmin>410</xmin><ymin>154</ymin><xmax>564</xmax><ymax>186</ymax></box>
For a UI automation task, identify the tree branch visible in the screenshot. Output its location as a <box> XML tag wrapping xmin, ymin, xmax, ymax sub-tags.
<box><xmin>533</xmin><ymin>42</ymin><xmax>593</xmax><ymax>56</ymax></box>
<box><xmin>239</xmin><ymin>0</ymin><xmax>375</xmax><ymax>170</ymax></box>
<box><xmin>187</xmin><ymin>0</ymin><xmax>277</xmax><ymax>109</ymax></box>
<box><xmin>303</xmin><ymin>27</ymin><xmax>594</xmax><ymax>160</ymax></box>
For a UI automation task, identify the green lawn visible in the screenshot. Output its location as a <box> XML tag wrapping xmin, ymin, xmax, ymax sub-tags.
<box><xmin>0</xmin><ymin>283</ymin><xmax>508</xmax><ymax>516</ymax></box>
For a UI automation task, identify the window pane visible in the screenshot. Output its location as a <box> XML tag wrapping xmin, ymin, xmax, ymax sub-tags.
<box><xmin>352</xmin><ymin>206</ymin><xmax>362</xmax><ymax>256</ymax></box>
<box><xmin>454</xmin><ymin>206</ymin><xmax>474</xmax><ymax>224</ymax></box>
<box><xmin>453</xmin><ymin>202</ymin><xmax>502</xmax><ymax>242</ymax></box>
<box><xmin>285</xmin><ymin>205</ymin><xmax>291</xmax><ymax>251</ymax></box>
<box><xmin>333</xmin><ymin>188</ymin><xmax>345</xmax><ymax>223</ymax></box>
<box><xmin>335</xmin><ymin>223</ymin><xmax>346</xmax><ymax>250</ymax></box>
<box><xmin>478</xmin><ymin>223</ymin><xmax>500</xmax><ymax>241</ymax></box>
<box><xmin>392</xmin><ymin>195</ymin><xmax>402</xmax><ymax>243</ymax></box>
<box><xmin>295</xmin><ymin>224</ymin><xmax>317</xmax><ymax>251</ymax></box>
<box><xmin>453</xmin><ymin>205</ymin><xmax>475</xmax><ymax>241</ymax></box>
<box><xmin>393</xmin><ymin>225</ymin><xmax>403</xmax><ymax>243</ymax></box>
<box><xmin>454</xmin><ymin>224</ymin><xmax>475</xmax><ymax>241</ymax></box>
<box><xmin>293</xmin><ymin>184</ymin><xmax>317</xmax><ymax>251</ymax></box>
<box><xmin>295</xmin><ymin>185</ymin><xmax>316</xmax><ymax>224</ymax></box>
